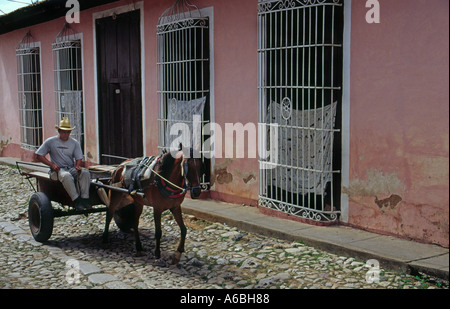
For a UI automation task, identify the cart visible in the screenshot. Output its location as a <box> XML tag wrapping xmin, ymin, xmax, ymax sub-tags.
<box><xmin>16</xmin><ymin>161</ymin><xmax>134</xmax><ymax>242</ymax></box>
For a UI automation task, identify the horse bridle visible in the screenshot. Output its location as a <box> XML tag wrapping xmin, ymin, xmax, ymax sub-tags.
<box><xmin>182</xmin><ymin>157</ymin><xmax>202</xmax><ymax>193</ymax></box>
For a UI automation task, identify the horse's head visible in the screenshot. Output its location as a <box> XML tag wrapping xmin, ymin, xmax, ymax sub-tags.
<box><xmin>181</xmin><ymin>148</ymin><xmax>203</xmax><ymax>199</ymax></box>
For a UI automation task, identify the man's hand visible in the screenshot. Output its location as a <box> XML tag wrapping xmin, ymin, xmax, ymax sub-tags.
<box><xmin>36</xmin><ymin>154</ymin><xmax>60</xmax><ymax>172</ymax></box>
<box><xmin>75</xmin><ymin>159</ymin><xmax>83</xmax><ymax>172</ymax></box>
<box><xmin>51</xmin><ymin>163</ymin><xmax>60</xmax><ymax>173</ymax></box>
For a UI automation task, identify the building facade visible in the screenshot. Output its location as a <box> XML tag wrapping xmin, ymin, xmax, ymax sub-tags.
<box><xmin>0</xmin><ymin>0</ymin><xmax>448</xmax><ymax>247</ymax></box>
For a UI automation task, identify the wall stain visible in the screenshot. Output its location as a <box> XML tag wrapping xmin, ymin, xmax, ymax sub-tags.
<box><xmin>0</xmin><ymin>131</ymin><xmax>12</xmax><ymax>152</ymax></box>
<box><xmin>343</xmin><ymin>169</ymin><xmax>405</xmax><ymax>198</ymax></box>
<box><xmin>215</xmin><ymin>167</ymin><xmax>233</xmax><ymax>184</ymax></box>
<box><xmin>375</xmin><ymin>194</ymin><xmax>402</xmax><ymax>210</ymax></box>
<box><xmin>214</xmin><ymin>159</ymin><xmax>234</xmax><ymax>184</ymax></box>
<box><xmin>242</xmin><ymin>174</ymin><xmax>256</xmax><ymax>184</ymax></box>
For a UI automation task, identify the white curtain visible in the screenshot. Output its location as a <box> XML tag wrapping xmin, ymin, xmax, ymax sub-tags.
<box><xmin>165</xmin><ymin>96</ymin><xmax>206</xmax><ymax>150</ymax></box>
<box><xmin>267</xmin><ymin>101</ymin><xmax>337</xmax><ymax>195</ymax></box>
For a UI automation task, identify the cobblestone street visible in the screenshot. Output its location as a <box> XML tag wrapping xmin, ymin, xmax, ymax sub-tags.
<box><xmin>1</xmin><ymin>164</ymin><xmax>448</xmax><ymax>289</ymax></box>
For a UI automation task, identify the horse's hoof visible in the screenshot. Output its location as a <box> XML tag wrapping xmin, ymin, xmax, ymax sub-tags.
<box><xmin>172</xmin><ymin>251</ymin><xmax>182</xmax><ymax>265</ymax></box>
<box><xmin>154</xmin><ymin>259</ymin><xmax>167</xmax><ymax>267</ymax></box>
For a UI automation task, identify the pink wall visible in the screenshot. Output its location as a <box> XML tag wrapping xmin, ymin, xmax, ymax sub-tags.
<box><xmin>0</xmin><ymin>30</ymin><xmax>21</xmax><ymax>157</ymax></box>
<box><xmin>204</xmin><ymin>0</ymin><xmax>259</xmax><ymax>204</ymax></box>
<box><xmin>348</xmin><ymin>0</ymin><xmax>449</xmax><ymax>247</ymax></box>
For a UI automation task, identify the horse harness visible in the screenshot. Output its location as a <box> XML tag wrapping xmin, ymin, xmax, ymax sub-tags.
<box><xmin>121</xmin><ymin>155</ymin><xmax>193</xmax><ymax>199</ymax></box>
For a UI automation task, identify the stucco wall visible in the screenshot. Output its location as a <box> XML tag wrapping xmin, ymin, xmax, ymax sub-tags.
<box><xmin>347</xmin><ymin>0</ymin><xmax>449</xmax><ymax>247</ymax></box>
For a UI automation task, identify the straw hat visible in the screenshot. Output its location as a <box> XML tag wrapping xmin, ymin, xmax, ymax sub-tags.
<box><xmin>55</xmin><ymin>117</ymin><xmax>75</xmax><ymax>131</ymax></box>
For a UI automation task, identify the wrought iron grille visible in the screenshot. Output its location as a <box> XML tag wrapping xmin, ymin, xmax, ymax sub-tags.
<box><xmin>52</xmin><ymin>23</ymin><xmax>84</xmax><ymax>150</ymax></box>
<box><xmin>16</xmin><ymin>31</ymin><xmax>42</xmax><ymax>151</ymax></box>
<box><xmin>157</xmin><ymin>0</ymin><xmax>211</xmax><ymax>190</ymax></box>
<box><xmin>258</xmin><ymin>0</ymin><xmax>344</xmax><ymax>222</ymax></box>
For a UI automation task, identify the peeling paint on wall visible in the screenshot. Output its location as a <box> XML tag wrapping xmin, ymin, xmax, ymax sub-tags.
<box><xmin>343</xmin><ymin>169</ymin><xmax>406</xmax><ymax>198</ymax></box>
<box><xmin>235</xmin><ymin>169</ymin><xmax>256</xmax><ymax>184</ymax></box>
<box><xmin>345</xmin><ymin>169</ymin><xmax>449</xmax><ymax>246</ymax></box>
<box><xmin>0</xmin><ymin>130</ymin><xmax>12</xmax><ymax>152</ymax></box>
<box><xmin>242</xmin><ymin>174</ymin><xmax>256</xmax><ymax>184</ymax></box>
<box><xmin>86</xmin><ymin>151</ymin><xmax>94</xmax><ymax>160</ymax></box>
<box><xmin>214</xmin><ymin>159</ymin><xmax>233</xmax><ymax>184</ymax></box>
<box><xmin>214</xmin><ymin>158</ymin><xmax>257</xmax><ymax>185</ymax></box>
<box><xmin>215</xmin><ymin>166</ymin><xmax>233</xmax><ymax>184</ymax></box>
<box><xmin>375</xmin><ymin>194</ymin><xmax>402</xmax><ymax>210</ymax></box>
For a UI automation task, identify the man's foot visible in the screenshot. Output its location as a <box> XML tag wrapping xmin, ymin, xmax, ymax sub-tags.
<box><xmin>82</xmin><ymin>198</ymin><xmax>92</xmax><ymax>210</ymax></box>
<box><xmin>74</xmin><ymin>197</ymin><xmax>85</xmax><ymax>211</ymax></box>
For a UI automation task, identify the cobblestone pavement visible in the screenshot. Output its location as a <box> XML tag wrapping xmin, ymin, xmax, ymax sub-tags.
<box><xmin>1</xmin><ymin>164</ymin><xmax>448</xmax><ymax>289</ymax></box>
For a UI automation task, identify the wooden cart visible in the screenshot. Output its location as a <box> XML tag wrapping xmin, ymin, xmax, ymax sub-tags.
<box><xmin>16</xmin><ymin>161</ymin><xmax>122</xmax><ymax>242</ymax></box>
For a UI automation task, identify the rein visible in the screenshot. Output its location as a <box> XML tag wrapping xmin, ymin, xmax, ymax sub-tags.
<box><xmin>153</xmin><ymin>158</ymin><xmax>187</xmax><ymax>195</ymax></box>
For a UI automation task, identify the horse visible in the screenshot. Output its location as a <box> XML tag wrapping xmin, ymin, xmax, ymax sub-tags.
<box><xmin>102</xmin><ymin>147</ymin><xmax>203</xmax><ymax>264</ymax></box>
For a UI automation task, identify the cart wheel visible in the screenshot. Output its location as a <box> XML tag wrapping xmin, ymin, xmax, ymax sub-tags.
<box><xmin>28</xmin><ymin>192</ymin><xmax>54</xmax><ymax>242</ymax></box>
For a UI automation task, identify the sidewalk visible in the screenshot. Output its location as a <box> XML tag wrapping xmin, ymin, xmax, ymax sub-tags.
<box><xmin>1</xmin><ymin>157</ymin><xmax>448</xmax><ymax>281</ymax></box>
<box><xmin>181</xmin><ymin>198</ymin><xmax>449</xmax><ymax>281</ymax></box>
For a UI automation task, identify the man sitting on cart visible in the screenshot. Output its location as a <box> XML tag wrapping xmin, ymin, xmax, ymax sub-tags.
<box><xmin>35</xmin><ymin>117</ymin><xmax>91</xmax><ymax>211</ymax></box>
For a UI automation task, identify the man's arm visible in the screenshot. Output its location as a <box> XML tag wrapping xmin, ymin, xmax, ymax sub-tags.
<box><xmin>73</xmin><ymin>139</ymin><xmax>84</xmax><ymax>171</ymax></box>
<box><xmin>36</xmin><ymin>154</ymin><xmax>60</xmax><ymax>173</ymax></box>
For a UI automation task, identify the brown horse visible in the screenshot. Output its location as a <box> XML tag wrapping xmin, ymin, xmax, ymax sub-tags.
<box><xmin>102</xmin><ymin>148</ymin><xmax>203</xmax><ymax>264</ymax></box>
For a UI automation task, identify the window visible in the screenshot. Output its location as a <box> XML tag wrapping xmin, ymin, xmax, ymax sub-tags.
<box><xmin>157</xmin><ymin>0</ymin><xmax>211</xmax><ymax>189</ymax></box>
<box><xmin>16</xmin><ymin>31</ymin><xmax>42</xmax><ymax>151</ymax></box>
<box><xmin>53</xmin><ymin>23</ymin><xmax>84</xmax><ymax>150</ymax></box>
<box><xmin>258</xmin><ymin>0</ymin><xmax>344</xmax><ymax>222</ymax></box>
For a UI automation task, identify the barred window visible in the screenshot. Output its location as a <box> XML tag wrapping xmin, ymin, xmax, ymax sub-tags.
<box><xmin>16</xmin><ymin>31</ymin><xmax>42</xmax><ymax>151</ymax></box>
<box><xmin>258</xmin><ymin>0</ymin><xmax>344</xmax><ymax>222</ymax></box>
<box><xmin>157</xmin><ymin>0</ymin><xmax>211</xmax><ymax>189</ymax></box>
<box><xmin>53</xmin><ymin>23</ymin><xmax>84</xmax><ymax>149</ymax></box>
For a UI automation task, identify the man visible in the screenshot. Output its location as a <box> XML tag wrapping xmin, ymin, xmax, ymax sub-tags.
<box><xmin>35</xmin><ymin>117</ymin><xmax>91</xmax><ymax>210</ymax></box>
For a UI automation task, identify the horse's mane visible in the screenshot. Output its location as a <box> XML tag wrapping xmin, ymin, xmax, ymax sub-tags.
<box><xmin>159</xmin><ymin>151</ymin><xmax>180</xmax><ymax>178</ymax></box>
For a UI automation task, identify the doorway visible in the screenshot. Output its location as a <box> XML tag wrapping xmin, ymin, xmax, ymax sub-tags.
<box><xmin>96</xmin><ymin>9</ymin><xmax>143</xmax><ymax>164</ymax></box>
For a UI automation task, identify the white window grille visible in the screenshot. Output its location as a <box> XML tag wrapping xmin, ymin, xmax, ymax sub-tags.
<box><xmin>16</xmin><ymin>31</ymin><xmax>42</xmax><ymax>151</ymax></box>
<box><xmin>258</xmin><ymin>0</ymin><xmax>344</xmax><ymax>222</ymax></box>
<box><xmin>157</xmin><ymin>0</ymin><xmax>211</xmax><ymax>189</ymax></box>
<box><xmin>52</xmin><ymin>23</ymin><xmax>84</xmax><ymax>150</ymax></box>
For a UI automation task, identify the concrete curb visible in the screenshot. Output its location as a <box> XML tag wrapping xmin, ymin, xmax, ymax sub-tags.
<box><xmin>182</xmin><ymin>199</ymin><xmax>449</xmax><ymax>281</ymax></box>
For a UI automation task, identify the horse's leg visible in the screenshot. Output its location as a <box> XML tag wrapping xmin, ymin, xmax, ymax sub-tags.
<box><xmin>103</xmin><ymin>207</ymin><xmax>113</xmax><ymax>244</ymax></box>
<box><xmin>103</xmin><ymin>192</ymin><xmax>118</xmax><ymax>244</ymax></box>
<box><xmin>132</xmin><ymin>203</ymin><xmax>144</xmax><ymax>256</ymax></box>
<box><xmin>170</xmin><ymin>205</ymin><xmax>187</xmax><ymax>264</ymax></box>
<box><xmin>103</xmin><ymin>192</ymin><xmax>128</xmax><ymax>244</ymax></box>
<box><xmin>153</xmin><ymin>208</ymin><xmax>163</xmax><ymax>259</ymax></box>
